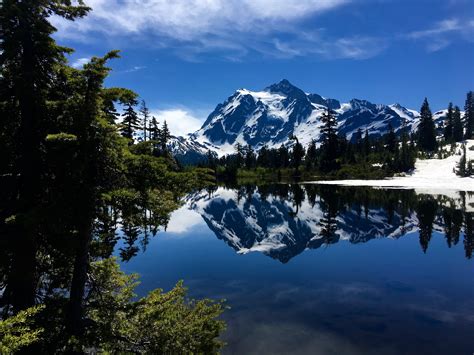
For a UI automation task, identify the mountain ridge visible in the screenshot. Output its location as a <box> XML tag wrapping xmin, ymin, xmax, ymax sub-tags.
<box><xmin>172</xmin><ymin>79</ymin><xmax>451</xmax><ymax>161</ymax></box>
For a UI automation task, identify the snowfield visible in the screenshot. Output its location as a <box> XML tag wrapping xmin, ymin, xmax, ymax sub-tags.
<box><xmin>312</xmin><ymin>140</ymin><xmax>474</xmax><ymax>192</ymax></box>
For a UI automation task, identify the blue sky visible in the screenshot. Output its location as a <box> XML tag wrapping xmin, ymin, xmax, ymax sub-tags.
<box><xmin>53</xmin><ymin>0</ymin><xmax>474</xmax><ymax>136</ymax></box>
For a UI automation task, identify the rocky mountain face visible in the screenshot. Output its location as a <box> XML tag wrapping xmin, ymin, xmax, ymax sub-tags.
<box><xmin>171</xmin><ymin>79</ymin><xmax>449</xmax><ymax>162</ymax></box>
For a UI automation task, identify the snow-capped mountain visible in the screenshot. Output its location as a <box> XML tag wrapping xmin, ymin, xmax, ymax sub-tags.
<box><xmin>166</xmin><ymin>135</ymin><xmax>215</xmax><ymax>165</ymax></box>
<box><xmin>170</xmin><ymin>79</ymin><xmax>453</xmax><ymax>161</ymax></box>
<box><xmin>189</xmin><ymin>79</ymin><xmax>431</xmax><ymax>156</ymax></box>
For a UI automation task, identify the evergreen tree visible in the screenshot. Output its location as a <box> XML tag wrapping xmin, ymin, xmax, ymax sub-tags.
<box><xmin>0</xmin><ymin>1</ymin><xmax>227</xmax><ymax>352</ymax></box>
<box><xmin>290</xmin><ymin>136</ymin><xmax>305</xmax><ymax>169</ymax></box>
<box><xmin>363</xmin><ymin>129</ymin><xmax>370</xmax><ymax>158</ymax></box>
<box><xmin>453</xmin><ymin>105</ymin><xmax>464</xmax><ymax>142</ymax></box>
<box><xmin>244</xmin><ymin>144</ymin><xmax>256</xmax><ymax>169</ymax></box>
<box><xmin>120</xmin><ymin>99</ymin><xmax>140</xmax><ymax>140</ymax></box>
<box><xmin>305</xmin><ymin>139</ymin><xmax>317</xmax><ymax>170</ymax></box>
<box><xmin>0</xmin><ymin>0</ymin><xmax>90</xmax><ymax>313</ymax></box>
<box><xmin>139</xmin><ymin>100</ymin><xmax>150</xmax><ymax>141</ymax></box>
<box><xmin>257</xmin><ymin>145</ymin><xmax>269</xmax><ymax>167</ymax></box>
<box><xmin>319</xmin><ymin>107</ymin><xmax>339</xmax><ymax>171</ymax></box>
<box><xmin>464</xmin><ymin>91</ymin><xmax>474</xmax><ymax>139</ymax></box>
<box><xmin>386</xmin><ymin>123</ymin><xmax>397</xmax><ymax>153</ymax></box>
<box><xmin>444</xmin><ymin>102</ymin><xmax>454</xmax><ymax>141</ymax></box>
<box><xmin>417</xmin><ymin>98</ymin><xmax>438</xmax><ymax>152</ymax></box>
<box><xmin>399</xmin><ymin>130</ymin><xmax>415</xmax><ymax>172</ymax></box>
<box><xmin>457</xmin><ymin>144</ymin><xmax>467</xmax><ymax>177</ymax></box>
<box><xmin>278</xmin><ymin>144</ymin><xmax>290</xmax><ymax>168</ymax></box>
<box><xmin>354</xmin><ymin>128</ymin><xmax>363</xmax><ymax>154</ymax></box>
<box><xmin>149</xmin><ymin>116</ymin><xmax>160</xmax><ymax>141</ymax></box>
<box><xmin>159</xmin><ymin>120</ymin><xmax>171</xmax><ymax>151</ymax></box>
<box><xmin>234</xmin><ymin>143</ymin><xmax>244</xmax><ymax>168</ymax></box>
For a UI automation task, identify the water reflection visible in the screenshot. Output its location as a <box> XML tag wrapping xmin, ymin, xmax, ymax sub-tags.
<box><xmin>183</xmin><ymin>185</ymin><xmax>474</xmax><ymax>263</ymax></box>
<box><xmin>121</xmin><ymin>184</ymin><xmax>474</xmax><ymax>355</ymax></box>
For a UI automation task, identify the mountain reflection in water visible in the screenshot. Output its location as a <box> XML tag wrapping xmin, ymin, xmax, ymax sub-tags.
<box><xmin>178</xmin><ymin>184</ymin><xmax>474</xmax><ymax>263</ymax></box>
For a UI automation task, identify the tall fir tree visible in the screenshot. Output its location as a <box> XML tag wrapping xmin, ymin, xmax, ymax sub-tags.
<box><xmin>386</xmin><ymin>123</ymin><xmax>397</xmax><ymax>153</ymax></box>
<box><xmin>363</xmin><ymin>129</ymin><xmax>370</xmax><ymax>157</ymax></box>
<box><xmin>444</xmin><ymin>102</ymin><xmax>454</xmax><ymax>141</ymax></box>
<box><xmin>159</xmin><ymin>120</ymin><xmax>171</xmax><ymax>152</ymax></box>
<box><xmin>290</xmin><ymin>137</ymin><xmax>305</xmax><ymax>169</ymax></box>
<box><xmin>234</xmin><ymin>143</ymin><xmax>244</xmax><ymax>168</ymax></box>
<box><xmin>319</xmin><ymin>107</ymin><xmax>339</xmax><ymax>171</ymax></box>
<box><xmin>139</xmin><ymin>100</ymin><xmax>150</xmax><ymax>141</ymax></box>
<box><xmin>453</xmin><ymin>105</ymin><xmax>464</xmax><ymax>142</ymax></box>
<box><xmin>0</xmin><ymin>0</ymin><xmax>90</xmax><ymax>312</ymax></box>
<box><xmin>244</xmin><ymin>144</ymin><xmax>256</xmax><ymax>169</ymax></box>
<box><xmin>149</xmin><ymin>116</ymin><xmax>160</xmax><ymax>141</ymax></box>
<box><xmin>417</xmin><ymin>98</ymin><xmax>438</xmax><ymax>152</ymax></box>
<box><xmin>305</xmin><ymin>139</ymin><xmax>317</xmax><ymax>170</ymax></box>
<box><xmin>120</xmin><ymin>99</ymin><xmax>139</xmax><ymax>140</ymax></box>
<box><xmin>278</xmin><ymin>144</ymin><xmax>290</xmax><ymax>168</ymax></box>
<box><xmin>257</xmin><ymin>145</ymin><xmax>270</xmax><ymax>167</ymax></box>
<box><xmin>464</xmin><ymin>91</ymin><xmax>474</xmax><ymax>139</ymax></box>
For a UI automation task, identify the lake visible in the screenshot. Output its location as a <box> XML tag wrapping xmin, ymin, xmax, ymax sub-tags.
<box><xmin>117</xmin><ymin>184</ymin><xmax>474</xmax><ymax>355</ymax></box>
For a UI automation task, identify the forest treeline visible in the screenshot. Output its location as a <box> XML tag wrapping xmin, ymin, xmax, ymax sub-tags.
<box><xmin>205</xmin><ymin>94</ymin><xmax>474</xmax><ymax>180</ymax></box>
<box><xmin>0</xmin><ymin>1</ymin><xmax>223</xmax><ymax>353</ymax></box>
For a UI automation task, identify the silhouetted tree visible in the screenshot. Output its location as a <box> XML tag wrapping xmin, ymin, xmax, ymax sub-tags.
<box><xmin>417</xmin><ymin>98</ymin><xmax>437</xmax><ymax>152</ymax></box>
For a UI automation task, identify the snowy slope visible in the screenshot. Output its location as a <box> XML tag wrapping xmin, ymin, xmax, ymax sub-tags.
<box><xmin>314</xmin><ymin>140</ymin><xmax>474</xmax><ymax>192</ymax></box>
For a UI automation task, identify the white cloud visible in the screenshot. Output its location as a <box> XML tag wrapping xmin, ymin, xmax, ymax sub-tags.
<box><xmin>166</xmin><ymin>206</ymin><xmax>205</xmax><ymax>233</ymax></box>
<box><xmin>51</xmin><ymin>0</ymin><xmax>361</xmax><ymax>60</ymax></box>
<box><xmin>53</xmin><ymin>0</ymin><xmax>348</xmax><ymax>40</ymax></box>
<box><xmin>406</xmin><ymin>18</ymin><xmax>474</xmax><ymax>52</ymax></box>
<box><xmin>152</xmin><ymin>108</ymin><xmax>205</xmax><ymax>137</ymax></box>
<box><xmin>71</xmin><ymin>57</ymin><xmax>90</xmax><ymax>68</ymax></box>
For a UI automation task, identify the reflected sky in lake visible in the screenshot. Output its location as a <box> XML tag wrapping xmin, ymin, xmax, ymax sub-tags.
<box><xmin>118</xmin><ymin>185</ymin><xmax>474</xmax><ymax>355</ymax></box>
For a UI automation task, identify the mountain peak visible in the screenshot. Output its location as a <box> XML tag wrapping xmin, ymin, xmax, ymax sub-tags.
<box><xmin>265</xmin><ymin>79</ymin><xmax>307</xmax><ymax>101</ymax></box>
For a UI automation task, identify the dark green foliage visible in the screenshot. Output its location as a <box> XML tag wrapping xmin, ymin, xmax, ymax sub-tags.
<box><xmin>319</xmin><ymin>107</ymin><xmax>339</xmax><ymax>172</ymax></box>
<box><xmin>159</xmin><ymin>120</ymin><xmax>171</xmax><ymax>151</ymax></box>
<box><xmin>213</xmin><ymin>115</ymin><xmax>418</xmax><ymax>180</ymax></box>
<box><xmin>120</xmin><ymin>98</ymin><xmax>140</xmax><ymax>140</ymax></box>
<box><xmin>290</xmin><ymin>137</ymin><xmax>305</xmax><ymax>169</ymax></box>
<box><xmin>139</xmin><ymin>99</ymin><xmax>150</xmax><ymax>141</ymax></box>
<box><xmin>453</xmin><ymin>106</ymin><xmax>464</xmax><ymax>142</ymax></box>
<box><xmin>417</xmin><ymin>98</ymin><xmax>438</xmax><ymax>152</ymax></box>
<box><xmin>464</xmin><ymin>91</ymin><xmax>474</xmax><ymax>139</ymax></box>
<box><xmin>455</xmin><ymin>144</ymin><xmax>472</xmax><ymax>177</ymax></box>
<box><xmin>444</xmin><ymin>102</ymin><xmax>454</xmax><ymax>141</ymax></box>
<box><xmin>386</xmin><ymin>123</ymin><xmax>397</xmax><ymax>153</ymax></box>
<box><xmin>305</xmin><ymin>139</ymin><xmax>317</xmax><ymax>170</ymax></box>
<box><xmin>82</xmin><ymin>258</ymin><xmax>226</xmax><ymax>353</ymax></box>
<box><xmin>244</xmin><ymin>144</ymin><xmax>257</xmax><ymax>168</ymax></box>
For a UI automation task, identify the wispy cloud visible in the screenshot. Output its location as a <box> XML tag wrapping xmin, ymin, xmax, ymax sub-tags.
<box><xmin>52</xmin><ymin>0</ymin><xmax>367</xmax><ymax>60</ymax></box>
<box><xmin>124</xmin><ymin>65</ymin><xmax>147</xmax><ymax>73</ymax></box>
<box><xmin>406</xmin><ymin>18</ymin><xmax>474</xmax><ymax>52</ymax></box>
<box><xmin>71</xmin><ymin>57</ymin><xmax>90</xmax><ymax>68</ymax></box>
<box><xmin>54</xmin><ymin>2</ymin><xmax>474</xmax><ymax>61</ymax></box>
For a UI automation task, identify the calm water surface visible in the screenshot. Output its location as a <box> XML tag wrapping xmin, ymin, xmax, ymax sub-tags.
<box><xmin>118</xmin><ymin>184</ymin><xmax>474</xmax><ymax>355</ymax></box>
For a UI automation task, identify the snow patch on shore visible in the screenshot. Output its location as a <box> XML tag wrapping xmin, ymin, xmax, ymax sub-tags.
<box><xmin>311</xmin><ymin>140</ymin><xmax>474</xmax><ymax>192</ymax></box>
